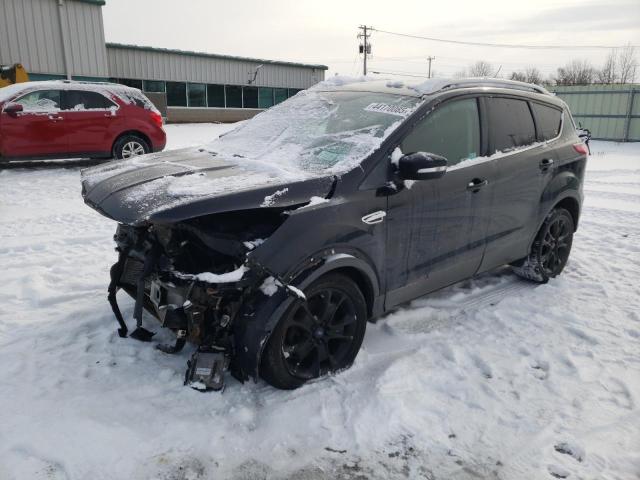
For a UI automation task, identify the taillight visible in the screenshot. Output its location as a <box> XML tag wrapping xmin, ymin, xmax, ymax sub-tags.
<box><xmin>150</xmin><ymin>111</ymin><xmax>163</xmax><ymax>128</ymax></box>
<box><xmin>572</xmin><ymin>143</ymin><xmax>589</xmax><ymax>155</ymax></box>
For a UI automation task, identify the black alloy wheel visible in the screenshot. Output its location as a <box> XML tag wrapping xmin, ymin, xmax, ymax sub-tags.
<box><xmin>539</xmin><ymin>213</ymin><xmax>573</xmax><ymax>275</ymax></box>
<box><xmin>513</xmin><ymin>207</ymin><xmax>574</xmax><ymax>283</ymax></box>
<box><xmin>261</xmin><ymin>273</ymin><xmax>367</xmax><ymax>389</ymax></box>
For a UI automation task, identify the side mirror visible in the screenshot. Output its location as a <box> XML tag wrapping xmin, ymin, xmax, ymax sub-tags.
<box><xmin>3</xmin><ymin>102</ymin><xmax>23</xmax><ymax>116</ymax></box>
<box><xmin>397</xmin><ymin>152</ymin><xmax>448</xmax><ymax>180</ymax></box>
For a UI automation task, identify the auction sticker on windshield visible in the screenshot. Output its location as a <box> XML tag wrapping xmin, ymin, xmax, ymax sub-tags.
<box><xmin>364</xmin><ymin>103</ymin><xmax>414</xmax><ymax>117</ymax></box>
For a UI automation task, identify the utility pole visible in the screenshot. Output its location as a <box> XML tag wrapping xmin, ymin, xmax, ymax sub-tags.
<box><xmin>358</xmin><ymin>25</ymin><xmax>372</xmax><ymax>76</ymax></box>
<box><xmin>427</xmin><ymin>56</ymin><xmax>435</xmax><ymax>78</ymax></box>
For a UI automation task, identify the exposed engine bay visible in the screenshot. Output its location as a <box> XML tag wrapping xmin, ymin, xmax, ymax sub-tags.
<box><xmin>107</xmin><ymin>208</ymin><xmax>299</xmax><ymax>391</ymax></box>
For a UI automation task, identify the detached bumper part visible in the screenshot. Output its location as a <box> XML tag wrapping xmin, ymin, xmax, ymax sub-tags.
<box><xmin>185</xmin><ymin>350</ymin><xmax>227</xmax><ymax>391</ymax></box>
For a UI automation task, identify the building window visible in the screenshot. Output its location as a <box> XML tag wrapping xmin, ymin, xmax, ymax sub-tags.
<box><xmin>114</xmin><ymin>78</ymin><xmax>143</xmax><ymax>90</ymax></box>
<box><xmin>207</xmin><ymin>84</ymin><xmax>225</xmax><ymax>107</ymax></box>
<box><xmin>166</xmin><ymin>81</ymin><xmax>187</xmax><ymax>107</ymax></box>
<box><xmin>225</xmin><ymin>85</ymin><xmax>242</xmax><ymax>108</ymax></box>
<box><xmin>143</xmin><ymin>80</ymin><xmax>165</xmax><ymax>93</ymax></box>
<box><xmin>258</xmin><ymin>87</ymin><xmax>274</xmax><ymax>108</ymax></box>
<box><xmin>243</xmin><ymin>86</ymin><xmax>258</xmax><ymax>108</ymax></box>
<box><xmin>287</xmin><ymin>88</ymin><xmax>301</xmax><ymax>98</ymax></box>
<box><xmin>274</xmin><ymin>88</ymin><xmax>288</xmax><ymax>105</ymax></box>
<box><xmin>188</xmin><ymin>83</ymin><xmax>207</xmax><ymax>107</ymax></box>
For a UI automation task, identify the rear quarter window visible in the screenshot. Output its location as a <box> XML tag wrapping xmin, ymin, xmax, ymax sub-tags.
<box><xmin>531</xmin><ymin>102</ymin><xmax>562</xmax><ymax>141</ymax></box>
<box><xmin>487</xmin><ymin>97</ymin><xmax>536</xmax><ymax>153</ymax></box>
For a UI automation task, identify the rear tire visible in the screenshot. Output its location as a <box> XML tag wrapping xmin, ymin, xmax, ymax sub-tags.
<box><xmin>513</xmin><ymin>208</ymin><xmax>574</xmax><ymax>283</ymax></box>
<box><xmin>260</xmin><ymin>273</ymin><xmax>367</xmax><ymax>390</ymax></box>
<box><xmin>112</xmin><ymin>134</ymin><xmax>150</xmax><ymax>160</ymax></box>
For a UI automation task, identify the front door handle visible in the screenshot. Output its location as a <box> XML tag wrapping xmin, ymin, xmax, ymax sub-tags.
<box><xmin>539</xmin><ymin>158</ymin><xmax>554</xmax><ymax>171</ymax></box>
<box><xmin>48</xmin><ymin>114</ymin><xmax>63</xmax><ymax>121</ymax></box>
<box><xmin>467</xmin><ymin>178</ymin><xmax>488</xmax><ymax>192</ymax></box>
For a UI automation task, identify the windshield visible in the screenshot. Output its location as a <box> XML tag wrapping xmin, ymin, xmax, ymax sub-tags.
<box><xmin>206</xmin><ymin>90</ymin><xmax>422</xmax><ymax>175</ymax></box>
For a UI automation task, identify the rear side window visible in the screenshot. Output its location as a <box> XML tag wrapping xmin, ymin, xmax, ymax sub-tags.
<box><xmin>401</xmin><ymin>98</ymin><xmax>480</xmax><ymax>166</ymax></box>
<box><xmin>531</xmin><ymin>103</ymin><xmax>562</xmax><ymax>141</ymax></box>
<box><xmin>14</xmin><ymin>90</ymin><xmax>61</xmax><ymax>111</ymax></box>
<box><xmin>487</xmin><ymin>98</ymin><xmax>536</xmax><ymax>152</ymax></box>
<box><xmin>64</xmin><ymin>90</ymin><xmax>115</xmax><ymax>110</ymax></box>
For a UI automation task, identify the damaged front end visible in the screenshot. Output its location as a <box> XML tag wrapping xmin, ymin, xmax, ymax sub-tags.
<box><xmin>108</xmin><ymin>209</ymin><xmax>293</xmax><ymax>391</ymax></box>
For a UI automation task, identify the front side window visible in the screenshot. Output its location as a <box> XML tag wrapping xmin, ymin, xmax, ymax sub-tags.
<box><xmin>166</xmin><ymin>82</ymin><xmax>187</xmax><ymax>107</ymax></box>
<box><xmin>401</xmin><ymin>98</ymin><xmax>480</xmax><ymax>166</ymax></box>
<box><xmin>64</xmin><ymin>90</ymin><xmax>116</xmax><ymax>110</ymax></box>
<box><xmin>14</xmin><ymin>90</ymin><xmax>62</xmax><ymax>111</ymax></box>
<box><xmin>188</xmin><ymin>83</ymin><xmax>206</xmax><ymax>107</ymax></box>
<box><xmin>531</xmin><ymin>103</ymin><xmax>562</xmax><ymax>141</ymax></box>
<box><xmin>487</xmin><ymin>97</ymin><xmax>536</xmax><ymax>152</ymax></box>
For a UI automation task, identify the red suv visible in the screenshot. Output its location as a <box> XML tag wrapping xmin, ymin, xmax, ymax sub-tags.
<box><xmin>0</xmin><ymin>80</ymin><xmax>166</xmax><ymax>161</ymax></box>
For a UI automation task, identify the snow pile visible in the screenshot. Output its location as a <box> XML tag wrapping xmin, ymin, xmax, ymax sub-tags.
<box><xmin>192</xmin><ymin>265</ymin><xmax>247</xmax><ymax>284</ymax></box>
<box><xmin>298</xmin><ymin>196</ymin><xmax>330</xmax><ymax>209</ymax></box>
<box><xmin>261</xmin><ymin>187</ymin><xmax>289</xmax><ymax>207</ymax></box>
<box><xmin>1</xmin><ymin>129</ymin><xmax>639</xmax><ymax>480</ymax></box>
<box><xmin>259</xmin><ymin>276</ymin><xmax>281</xmax><ymax>296</ymax></box>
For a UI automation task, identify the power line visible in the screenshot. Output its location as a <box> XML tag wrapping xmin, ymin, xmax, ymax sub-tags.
<box><xmin>371</xmin><ymin>28</ymin><xmax>640</xmax><ymax>50</ymax></box>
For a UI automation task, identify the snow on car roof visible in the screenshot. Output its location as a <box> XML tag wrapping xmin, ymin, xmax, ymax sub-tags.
<box><xmin>313</xmin><ymin>75</ymin><xmax>551</xmax><ymax>97</ymax></box>
<box><xmin>0</xmin><ymin>80</ymin><xmax>150</xmax><ymax>106</ymax></box>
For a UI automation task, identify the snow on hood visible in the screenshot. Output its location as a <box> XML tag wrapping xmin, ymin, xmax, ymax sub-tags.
<box><xmin>81</xmin><ymin>147</ymin><xmax>335</xmax><ymax>225</ymax></box>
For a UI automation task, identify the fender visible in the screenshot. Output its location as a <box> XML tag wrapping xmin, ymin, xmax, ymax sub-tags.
<box><xmin>233</xmin><ymin>251</ymin><xmax>381</xmax><ymax>382</ymax></box>
<box><xmin>527</xmin><ymin>168</ymin><xmax>583</xmax><ymax>251</ymax></box>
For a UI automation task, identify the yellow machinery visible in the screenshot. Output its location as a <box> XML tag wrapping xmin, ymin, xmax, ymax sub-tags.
<box><xmin>0</xmin><ymin>63</ymin><xmax>29</xmax><ymax>88</ymax></box>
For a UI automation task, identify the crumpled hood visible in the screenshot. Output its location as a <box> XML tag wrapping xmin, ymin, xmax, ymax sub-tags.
<box><xmin>81</xmin><ymin>147</ymin><xmax>335</xmax><ymax>225</ymax></box>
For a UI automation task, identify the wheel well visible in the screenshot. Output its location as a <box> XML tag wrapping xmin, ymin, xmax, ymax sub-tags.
<box><xmin>554</xmin><ymin>197</ymin><xmax>580</xmax><ymax>230</ymax></box>
<box><xmin>330</xmin><ymin>266</ymin><xmax>375</xmax><ymax>319</ymax></box>
<box><xmin>112</xmin><ymin>130</ymin><xmax>151</xmax><ymax>154</ymax></box>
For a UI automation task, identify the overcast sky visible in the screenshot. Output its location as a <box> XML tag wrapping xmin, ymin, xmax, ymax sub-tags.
<box><xmin>102</xmin><ymin>0</ymin><xmax>640</xmax><ymax>80</ymax></box>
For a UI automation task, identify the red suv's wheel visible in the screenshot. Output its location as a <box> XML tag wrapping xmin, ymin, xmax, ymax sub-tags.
<box><xmin>113</xmin><ymin>135</ymin><xmax>150</xmax><ymax>159</ymax></box>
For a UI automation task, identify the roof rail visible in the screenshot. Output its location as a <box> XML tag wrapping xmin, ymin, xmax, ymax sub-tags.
<box><xmin>435</xmin><ymin>78</ymin><xmax>550</xmax><ymax>95</ymax></box>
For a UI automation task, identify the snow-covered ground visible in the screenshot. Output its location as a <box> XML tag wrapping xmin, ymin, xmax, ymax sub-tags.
<box><xmin>0</xmin><ymin>125</ymin><xmax>638</xmax><ymax>480</ymax></box>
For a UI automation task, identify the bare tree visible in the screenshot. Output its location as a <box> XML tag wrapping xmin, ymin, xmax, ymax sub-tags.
<box><xmin>510</xmin><ymin>67</ymin><xmax>542</xmax><ymax>85</ymax></box>
<box><xmin>524</xmin><ymin>67</ymin><xmax>542</xmax><ymax>85</ymax></box>
<box><xmin>618</xmin><ymin>44</ymin><xmax>638</xmax><ymax>83</ymax></box>
<box><xmin>597</xmin><ymin>49</ymin><xmax>618</xmax><ymax>84</ymax></box>
<box><xmin>554</xmin><ymin>60</ymin><xmax>596</xmax><ymax>85</ymax></box>
<box><xmin>468</xmin><ymin>61</ymin><xmax>494</xmax><ymax>77</ymax></box>
<box><xmin>453</xmin><ymin>68</ymin><xmax>468</xmax><ymax>78</ymax></box>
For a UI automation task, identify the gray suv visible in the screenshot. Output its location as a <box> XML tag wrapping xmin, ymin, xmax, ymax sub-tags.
<box><xmin>82</xmin><ymin>78</ymin><xmax>587</xmax><ymax>391</ymax></box>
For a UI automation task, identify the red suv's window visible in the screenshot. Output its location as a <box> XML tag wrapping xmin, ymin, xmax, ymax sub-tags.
<box><xmin>14</xmin><ymin>90</ymin><xmax>62</xmax><ymax>111</ymax></box>
<box><xmin>64</xmin><ymin>90</ymin><xmax>116</xmax><ymax>110</ymax></box>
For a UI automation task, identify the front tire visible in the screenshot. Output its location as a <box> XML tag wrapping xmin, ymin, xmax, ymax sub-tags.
<box><xmin>112</xmin><ymin>134</ymin><xmax>150</xmax><ymax>159</ymax></box>
<box><xmin>260</xmin><ymin>273</ymin><xmax>368</xmax><ymax>390</ymax></box>
<box><xmin>513</xmin><ymin>207</ymin><xmax>575</xmax><ymax>283</ymax></box>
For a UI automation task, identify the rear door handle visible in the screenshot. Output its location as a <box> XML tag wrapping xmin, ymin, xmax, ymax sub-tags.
<box><xmin>467</xmin><ymin>178</ymin><xmax>488</xmax><ymax>192</ymax></box>
<box><xmin>539</xmin><ymin>158</ymin><xmax>554</xmax><ymax>171</ymax></box>
<box><xmin>48</xmin><ymin>114</ymin><xmax>63</xmax><ymax>121</ymax></box>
